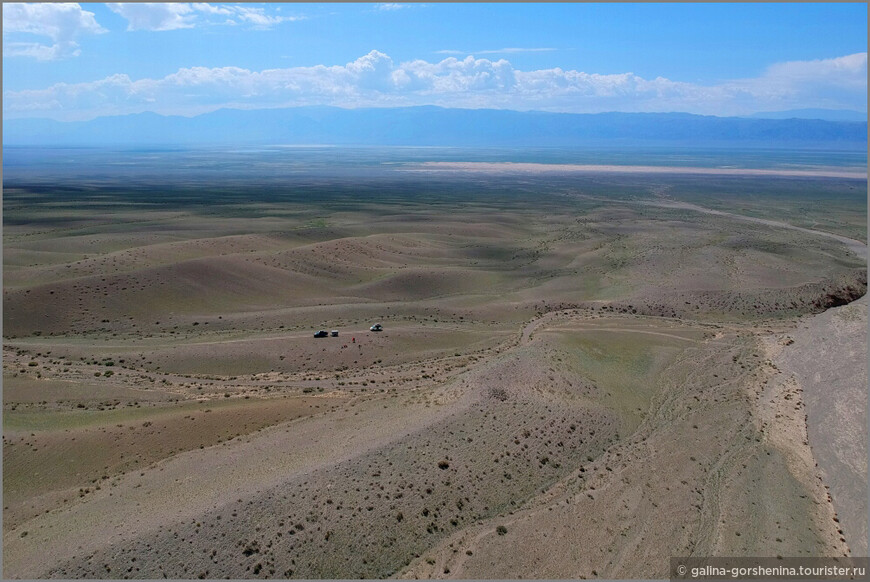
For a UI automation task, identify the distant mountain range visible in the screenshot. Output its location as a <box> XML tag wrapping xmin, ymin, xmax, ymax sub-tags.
<box><xmin>4</xmin><ymin>106</ymin><xmax>867</xmax><ymax>148</ymax></box>
<box><xmin>746</xmin><ymin>108</ymin><xmax>867</xmax><ymax>122</ymax></box>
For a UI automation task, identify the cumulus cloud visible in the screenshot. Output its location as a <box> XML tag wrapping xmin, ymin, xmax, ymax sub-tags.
<box><xmin>713</xmin><ymin>53</ymin><xmax>869</xmax><ymax>111</ymax></box>
<box><xmin>752</xmin><ymin>53</ymin><xmax>867</xmax><ymax>96</ymax></box>
<box><xmin>763</xmin><ymin>53</ymin><xmax>867</xmax><ymax>88</ymax></box>
<box><xmin>106</xmin><ymin>3</ymin><xmax>195</xmax><ymax>31</ymax></box>
<box><xmin>3</xmin><ymin>2</ymin><xmax>106</xmax><ymax>60</ymax></box>
<box><xmin>4</xmin><ymin>51</ymin><xmax>866</xmax><ymax>120</ymax></box>
<box><xmin>106</xmin><ymin>2</ymin><xmax>299</xmax><ymax>31</ymax></box>
<box><xmin>3</xmin><ymin>2</ymin><xmax>106</xmax><ymax>39</ymax></box>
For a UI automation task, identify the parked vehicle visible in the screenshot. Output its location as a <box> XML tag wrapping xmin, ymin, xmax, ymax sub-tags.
<box><xmin>370</xmin><ymin>323</ymin><xmax>383</xmax><ymax>332</ymax></box>
<box><xmin>313</xmin><ymin>330</ymin><xmax>329</xmax><ymax>338</ymax></box>
<box><xmin>330</xmin><ymin>330</ymin><xmax>339</xmax><ymax>337</ymax></box>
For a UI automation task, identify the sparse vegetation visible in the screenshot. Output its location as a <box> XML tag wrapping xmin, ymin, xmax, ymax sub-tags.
<box><xmin>3</xmin><ymin>148</ymin><xmax>864</xmax><ymax>579</ymax></box>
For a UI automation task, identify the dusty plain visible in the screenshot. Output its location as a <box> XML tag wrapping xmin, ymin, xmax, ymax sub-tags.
<box><xmin>3</xmin><ymin>148</ymin><xmax>867</xmax><ymax>578</ymax></box>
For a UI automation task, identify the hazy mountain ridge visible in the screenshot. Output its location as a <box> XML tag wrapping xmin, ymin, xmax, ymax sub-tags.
<box><xmin>4</xmin><ymin>106</ymin><xmax>867</xmax><ymax>147</ymax></box>
<box><xmin>746</xmin><ymin>108</ymin><xmax>867</xmax><ymax>122</ymax></box>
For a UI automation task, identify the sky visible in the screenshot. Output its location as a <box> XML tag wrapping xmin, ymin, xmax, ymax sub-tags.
<box><xmin>2</xmin><ymin>2</ymin><xmax>867</xmax><ymax>121</ymax></box>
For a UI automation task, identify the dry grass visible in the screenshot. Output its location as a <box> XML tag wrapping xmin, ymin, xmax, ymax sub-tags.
<box><xmin>3</xmin><ymin>167</ymin><xmax>865</xmax><ymax>578</ymax></box>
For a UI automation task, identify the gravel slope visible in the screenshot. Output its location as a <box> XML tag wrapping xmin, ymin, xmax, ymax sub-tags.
<box><xmin>774</xmin><ymin>296</ymin><xmax>868</xmax><ymax>555</ymax></box>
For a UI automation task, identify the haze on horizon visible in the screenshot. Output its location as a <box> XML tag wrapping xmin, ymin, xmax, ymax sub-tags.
<box><xmin>2</xmin><ymin>2</ymin><xmax>867</xmax><ymax>123</ymax></box>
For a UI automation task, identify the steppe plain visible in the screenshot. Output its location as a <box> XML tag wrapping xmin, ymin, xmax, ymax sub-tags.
<box><xmin>3</xmin><ymin>147</ymin><xmax>867</xmax><ymax>578</ymax></box>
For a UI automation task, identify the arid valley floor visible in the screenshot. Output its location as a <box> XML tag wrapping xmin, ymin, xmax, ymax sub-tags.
<box><xmin>3</xmin><ymin>148</ymin><xmax>867</xmax><ymax>579</ymax></box>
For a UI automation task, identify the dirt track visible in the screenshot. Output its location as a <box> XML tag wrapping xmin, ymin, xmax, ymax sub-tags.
<box><xmin>641</xmin><ymin>200</ymin><xmax>868</xmax><ymax>260</ymax></box>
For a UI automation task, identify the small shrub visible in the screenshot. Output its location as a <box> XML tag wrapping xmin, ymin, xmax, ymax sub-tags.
<box><xmin>496</xmin><ymin>525</ymin><xmax>508</xmax><ymax>535</ymax></box>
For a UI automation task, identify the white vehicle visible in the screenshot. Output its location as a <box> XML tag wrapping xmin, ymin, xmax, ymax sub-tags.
<box><xmin>330</xmin><ymin>330</ymin><xmax>339</xmax><ymax>337</ymax></box>
<box><xmin>369</xmin><ymin>323</ymin><xmax>383</xmax><ymax>332</ymax></box>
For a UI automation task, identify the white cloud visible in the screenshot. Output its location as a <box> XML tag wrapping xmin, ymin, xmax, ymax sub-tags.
<box><xmin>4</xmin><ymin>41</ymin><xmax>79</xmax><ymax>61</ymax></box>
<box><xmin>106</xmin><ymin>3</ymin><xmax>196</xmax><ymax>31</ymax></box>
<box><xmin>190</xmin><ymin>3</ymin><xmax>234</xmax><ymax>16</ymax></box>
<box><xmin>764</xmin><ymin>53</ymin><xmax>867</xmax><ymax>86</ymax></box>
<box><xmin>3</xmin><ymin>2</ymin><xmax>106</xmax><ymax>60</ymax></box>
<box><xmin>751</xmin><ymin>53</ymin><xmax>868</xmax><ymax>94</ymax></box>
<box><xmin>106</xmin><ymin>3</ymin><xmax>300</xmax><ymax>31</ymax></box>
<box><xmin>231</xmin><ymin>5</ymin><xmax>301</xmax><ymax>29</ymax></box>
<box><xmin>707</xmin><ymin>53</ymin><xmax>869</xmax><ymax>112</ymax></box>
<box><xmin>3</xmin><ymin>2</ymin><xmax>106</xmax><ymax>39</ymax></box>
<box><xmin>376</xmin><ymin>3</ymin><xmax>410</xmax><ymax>11</ymax></box>
<box><xmin>4</xmin><ymin>51</ymin><xmax>866</xmax><ymax>120</ymax></box>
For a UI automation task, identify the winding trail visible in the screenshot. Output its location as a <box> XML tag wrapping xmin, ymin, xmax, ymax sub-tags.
<box><xmin>639</xmin><ymin>200</ymin><xmax>868</xmax><ymax>260</ymax></box>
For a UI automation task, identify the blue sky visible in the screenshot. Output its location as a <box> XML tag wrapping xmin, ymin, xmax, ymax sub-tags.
<box><xmin>3</xmin><ymin>2</ymin><xmax>867</xmax><ymax>121</ymax></box>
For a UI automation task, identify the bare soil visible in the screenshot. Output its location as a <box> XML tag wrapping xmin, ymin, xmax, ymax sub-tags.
<box><xmin>3</xmin><ymin>168</ymin><xmax>865</xmax><ymax>578</ymax></box>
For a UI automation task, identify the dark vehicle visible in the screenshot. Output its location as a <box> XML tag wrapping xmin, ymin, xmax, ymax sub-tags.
<box><xmin>313</xmin><ymin>330</ymin><xmax>329</xmax><ymax>338</ymax></box>
<box><xmin>330</xmin><ymin>330</ymin><xmax>339</xmax><ymax>337</ymax></box>
<box><xmin>369</xmin><ymin>323</ymin><xmax>383</xmax><ymax>332</ymax></box>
